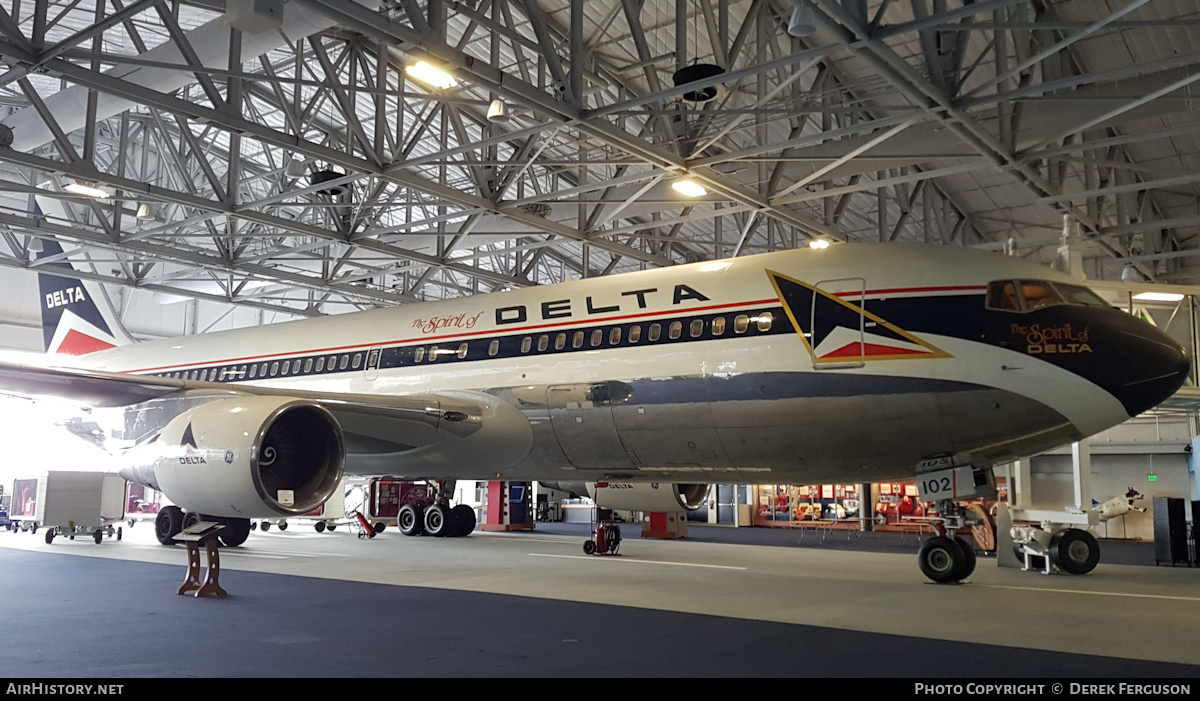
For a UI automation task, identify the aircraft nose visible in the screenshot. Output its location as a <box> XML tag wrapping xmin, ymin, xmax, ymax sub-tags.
<box><xmin>1106</xmin><ymin>316</ymin><xmax>1190</xmax><ymax>417</ymax></box>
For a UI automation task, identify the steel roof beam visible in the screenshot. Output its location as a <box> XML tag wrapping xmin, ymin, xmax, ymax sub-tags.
<box><xmin>8</xmin><ymin>49</ymin><xmax>668</xmax><ymax>269</ymax></box>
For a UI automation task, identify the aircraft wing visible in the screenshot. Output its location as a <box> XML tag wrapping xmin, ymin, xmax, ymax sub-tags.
<box><xmin>0</xmin><ymin>357</ymin><xmax>534</xmax><ymax>474</ymax></box>
<box><xmin>0</xmin><ymin>358</ymin><xmax>185</xmax><ymax>406</ymax></box>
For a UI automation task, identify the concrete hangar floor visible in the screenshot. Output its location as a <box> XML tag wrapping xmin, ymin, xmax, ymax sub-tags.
<box><xmin>1</xmin><ymin>521</ymin><xmax>1198</xmax><ymax>678</ymax></box>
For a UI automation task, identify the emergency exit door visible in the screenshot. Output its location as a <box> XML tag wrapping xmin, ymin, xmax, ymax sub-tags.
<box><xmin>364</xmin><ymin>347</ymin><xmax>381</xmax><ymax>381</ymax></box>
<box><xmin>811</xmin><ymin>277</ymin><xmax>866</xmax><ymax>368</ymax></box>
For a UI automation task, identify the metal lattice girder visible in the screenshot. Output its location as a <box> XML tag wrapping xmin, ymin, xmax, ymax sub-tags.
<box><xmin>0</xmin><ymin>0</ymin><xmax>1194</xmax><ymax>325</ymax></box>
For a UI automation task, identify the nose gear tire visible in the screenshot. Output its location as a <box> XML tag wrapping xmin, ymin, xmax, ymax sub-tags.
<box><xmin>918</xmin><ymin>536</ymin><xmax>968</xmax><ymax>583</ymax></box>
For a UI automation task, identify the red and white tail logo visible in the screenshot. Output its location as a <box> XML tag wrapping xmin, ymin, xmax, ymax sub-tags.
<box><xmin>34</xmin><ymin>196</ymin><xmax>133</xmax><ymax>356</ymax></box>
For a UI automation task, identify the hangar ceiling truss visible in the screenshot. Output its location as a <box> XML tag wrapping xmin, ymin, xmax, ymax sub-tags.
<box><xmin>0</xmin><ymin>0</ymin><xmax>1195</xmax><ymax>319</ymax></box>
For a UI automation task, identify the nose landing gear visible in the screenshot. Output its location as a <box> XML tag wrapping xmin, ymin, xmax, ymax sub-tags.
<box><xmin>917</xmin><ymin>534</ymin><xmax>977</xmax><ymax>583</ymax></box>
<box><xmin>916</xmin><ymin>500</ymin><xmax>980</xmax><ymax>584</ymax></box>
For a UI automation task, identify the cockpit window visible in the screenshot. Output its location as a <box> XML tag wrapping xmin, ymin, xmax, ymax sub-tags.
<box><xmin>1051</xmin><ymin>282</ymin><xmax>1110</xmax><ymax>308</ymax></box>
<box><xmin>986</xmin><ymin>281</ymin><xmax>1022</xmax><ymax>311</ymax></box>
<box><xmin>987</xmin><ymin>279</ymin><xmax>1106</xmax><ymax>312</ymax></box>
<box><xmin>1020</xmin><ymin>280</ymin><xmax>1062</xmax><ymax>310</ymax></box>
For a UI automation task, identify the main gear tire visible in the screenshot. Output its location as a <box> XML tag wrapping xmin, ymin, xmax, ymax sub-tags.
<box><xmin>155</xmin><ymin>506</ymin><xmax>183</xmax><ymax>545</ymax></box>
<box><xmin>424</xmin><ymin>504</ymin><xmax>452</xmax><ymax>537</ymax></box>
<box><xmin>398</xmin><ymin>504</ymin><xmax>424</xmax><ymax>536</ymax></box>
<box><xmin>450</xmin><ymin>505</ymin><xmax>476</xmax><ymax>537</ymax></box>
<box><xmin>217</xmin><ymin>518</ymin><xmax>252</xmax><ymax>548</ymax></box>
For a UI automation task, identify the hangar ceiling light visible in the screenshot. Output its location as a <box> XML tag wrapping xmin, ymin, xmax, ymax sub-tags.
<box><xmin>671</xmin><ymin>179</ymin><xmax>707</xmax><ymax>198</ymax></box>
<box><xmin>406</xmin><ymin>61</ymin><xmax>458</xmax><ymax>90</ymax></box>
<box><xmin>1132</xmin><ymin>292</ymin><xmax>1185</xmax><ymax>302</ymax></box>
<box><xmin>63</xmin><ymin>182</ymin><xmax>110</xmax><ymax>199</ymax></box>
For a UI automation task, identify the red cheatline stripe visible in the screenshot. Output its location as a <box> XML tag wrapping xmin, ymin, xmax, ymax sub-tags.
<box><xmin>126</xmin><ymin>298</ymin><xmax>781</xmax><ymax>373</ymax></box>
<box><xmin>833</xmin><ymin>285</ymin><xmax>985</xmax><ymax>298</ymax></box>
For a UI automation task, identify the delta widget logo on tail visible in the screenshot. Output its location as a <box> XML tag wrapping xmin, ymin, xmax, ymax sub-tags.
<box><xmin>767</xmin><ymin>270</ymin><xmax>952</xmax><ymax>364</ymax></box>
<box><xmin>35</xmin><ymin>237</ymin><xmax>132</xmax><ymax>356</ymax></box>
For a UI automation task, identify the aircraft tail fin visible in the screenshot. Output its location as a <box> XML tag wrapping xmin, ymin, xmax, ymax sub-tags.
<box><xmin>33</xmin><ymin>196</ymin><xmax>134</xmax><ymax>356</ymax></box>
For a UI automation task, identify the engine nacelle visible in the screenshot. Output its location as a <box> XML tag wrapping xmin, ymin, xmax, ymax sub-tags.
<box><xmin>586</xmin><ymin>482</ymin><xmax>709</xmax><ymax>513</ymax></box>
<box><xmin>122</xmin><ymin>396</ymin><xmax>344</xmax><ymax>518</ymax></box>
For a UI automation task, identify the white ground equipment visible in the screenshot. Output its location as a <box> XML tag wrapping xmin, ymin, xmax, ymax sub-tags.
<box><xmin>37</xmin><ymin>471</ymin><xmax>127</xmax><ymax>545</ymax></box>
<box><xmin>996</xmin><ymin>442</ymin><xmax>1103</xmax><ymax>576</ymax></box>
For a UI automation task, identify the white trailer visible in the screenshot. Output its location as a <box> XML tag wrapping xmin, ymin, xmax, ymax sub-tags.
<box><xmin>37</xmin><ymin>472</ymin><xmax>127</xmax><ymax>545</ymax></box>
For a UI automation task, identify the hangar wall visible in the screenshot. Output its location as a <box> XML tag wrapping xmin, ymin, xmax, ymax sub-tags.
<box><xmin>0</xmin><ymin>268</ymin><xmax>44</xmax><ymax>352</ymax></box>
<box><xmin>1026</xmin><ymin>416</ymin><xmax>1195</xmax><ymax>541</ymax></box>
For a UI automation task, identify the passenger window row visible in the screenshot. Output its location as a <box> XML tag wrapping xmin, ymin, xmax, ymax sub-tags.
<box><xmin>159</xmin><ymin>351</ymin><xmax>364</xmax><ymax>381</ymax></box>
<box><xmin>154</xmin><ymin>310</ymin><xmax>779</xmax><ymax>380</ymax></box>
<box><xmin>512</xmin><ymin>311</ymin><xmax>774</xmax><ymax>355</ymax></box>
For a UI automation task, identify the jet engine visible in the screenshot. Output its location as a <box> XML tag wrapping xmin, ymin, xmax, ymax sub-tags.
<box><xmin>122</xmin><ymin>396</ymin><xmax>344</xmax><ymax>518</ymax></box>
<box><xmin>586</xmin><ymin>482</ymin><xmax>710</xmax><ymax>512</ymax></box>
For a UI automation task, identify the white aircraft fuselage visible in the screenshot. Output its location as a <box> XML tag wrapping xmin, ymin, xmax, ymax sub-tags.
<box><xmin>73</xmin><ymin>243</ymin><xmax>1189</xmax><ymax>487</ymax></box>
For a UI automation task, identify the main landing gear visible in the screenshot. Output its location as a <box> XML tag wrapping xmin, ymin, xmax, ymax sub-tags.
<box><xmin>397</xmin><ymin>480</ymin><xmax>476</xmax><ymax>538</ymax></box>
<box><xmin>154</xmin><ymin>505</ymin><xmax>251</xmax><ymax>548</ymax></box>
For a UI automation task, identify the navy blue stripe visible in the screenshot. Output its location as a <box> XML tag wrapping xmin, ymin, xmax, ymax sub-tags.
<box><xmin>621</xmin><ymin>372</ymin><xmax>982</xmax><ymax>406</ymax></box>
<box><xmin>852</xmin><ymin>294</ymin><xmax>985</xmax><ymax>342</ymax></box>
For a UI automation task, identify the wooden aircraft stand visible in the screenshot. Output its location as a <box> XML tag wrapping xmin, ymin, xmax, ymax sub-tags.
<box><xmin>175</xmin><ymin>522</ymin><xmax>227</xmax><ymax>598</ymax></box>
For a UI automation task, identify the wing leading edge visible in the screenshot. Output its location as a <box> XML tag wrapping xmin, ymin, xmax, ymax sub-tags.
<box><xmin>0</xmin><ymin>358</ymin><xmax>535</xmax><ymax>476</ymax></box>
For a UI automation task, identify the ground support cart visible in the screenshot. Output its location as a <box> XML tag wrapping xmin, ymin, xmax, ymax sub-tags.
<box><xmin>37</xmin><ymin>472</ymin><xmax>126</xmax><ymax>546</ymax></box>
<box><xmin>44</xmin><ymin>521</ymin><xmax>122</xmax><ymax>545</ymax></box>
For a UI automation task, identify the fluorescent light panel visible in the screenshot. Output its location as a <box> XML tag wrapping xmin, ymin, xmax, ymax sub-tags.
<box><xmin>1132</xmin><ymin>292</ymin><xmax>1185</xmax><ymax>302</ymax></box>
<box><xmin>672</xmin><ymin>179</ymin><xmax>707</xmax><ymax>197</ymax></box>
<box><xmin>406</xmin><ymin>61</ymin><xmax>458</xmax><ymax>89</ymax></box>
<box><xmin>63</xmin><ymin>182</ymin><xmax>110</xmax><ymax>199</ymax></box>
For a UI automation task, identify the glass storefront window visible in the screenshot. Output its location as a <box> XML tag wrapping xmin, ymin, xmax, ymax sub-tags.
<box><xmin>753</xmin><ymin>483</ymin><xmax>863</xmax><ymax>526</ymax></box>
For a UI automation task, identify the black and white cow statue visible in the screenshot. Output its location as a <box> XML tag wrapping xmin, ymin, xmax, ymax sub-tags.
<box><xmin>1094</xmin><ymin>487</ymin><xmax>1147</xmax><ymax>522</ymax></box>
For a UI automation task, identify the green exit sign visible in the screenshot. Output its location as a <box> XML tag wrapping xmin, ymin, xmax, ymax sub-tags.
<box><xmin>1148</xmin><ymin>474</ymin><xmax>1158</xmax><ymax>482</ymax></box>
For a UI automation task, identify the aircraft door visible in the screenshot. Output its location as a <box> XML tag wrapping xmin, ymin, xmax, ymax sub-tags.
<box><xmin>364</xmin><ymin>346</ymin><xmax>381</xmax><ymax>381</ymax></box>
<box><xmin>546</xmin><ymin>382</ymin><xmax>635</xmax><ymax>470</ymax></box>
<box><xmin>810</xmin><ymin>277</ymin><xmax>866</xmax><ymax>369</ymax></box>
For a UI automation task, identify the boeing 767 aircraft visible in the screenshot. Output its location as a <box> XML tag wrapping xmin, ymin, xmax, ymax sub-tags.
<box><xmin>0</xmin><ymin>227</ymin><xmax>1187</xmax><ymax>583</ymax></box>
